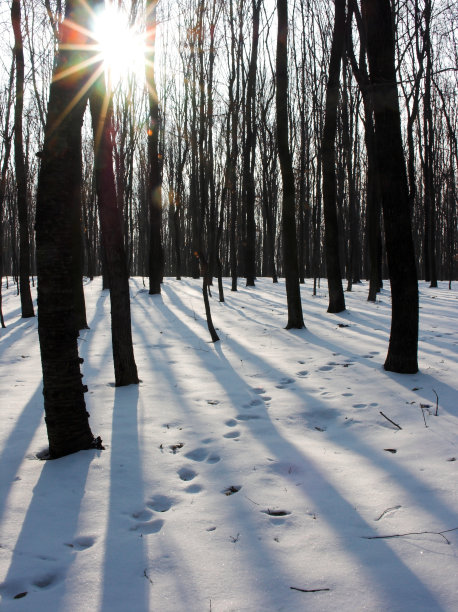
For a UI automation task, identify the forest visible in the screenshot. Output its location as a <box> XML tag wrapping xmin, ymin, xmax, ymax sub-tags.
<box><xmin>0</xmin><ymin>1</ymin><xmax>457</xmax><ymax>610</ymax></box>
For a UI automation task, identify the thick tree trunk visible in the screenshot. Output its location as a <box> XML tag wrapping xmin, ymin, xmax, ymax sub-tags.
<box><xmin>11</xmin><ymin>0</ymin><xmax>34</xmax><ymax>319</ymax></box>
<box><xmin>362</xmin><ymin>0</ymin><xmax>418</xmax><ymax>373</ymax></box>
<box><xmin>277</xmin><ymin>0</ymin><xmax>304</xmax><ymax>329</ymax></box>
<box><xmin>321</xmin><ymin>0</ymin><xmax>346</xmax><ymax>313</ymax></box>
<box><xmin>35</xmin><ymin>0</ymin><xmax>101</xmax><ymax>458</ymax></box>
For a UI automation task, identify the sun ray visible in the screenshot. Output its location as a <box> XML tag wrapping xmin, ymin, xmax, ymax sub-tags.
<box><xmin>92</xmin><ymin>2</ymin><xmax>146</xmax><ymax>86</ymax></box>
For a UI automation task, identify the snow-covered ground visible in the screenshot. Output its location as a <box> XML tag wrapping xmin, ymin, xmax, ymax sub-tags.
<box><xmin>0</xmin><ymin>276</ymin><xmax>457</xmax><ymax>612</ymax></box>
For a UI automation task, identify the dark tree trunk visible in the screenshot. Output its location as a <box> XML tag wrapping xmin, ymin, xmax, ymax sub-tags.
<box><xmin>146</xmin><ymin>0</ymin><xmax>163</xmax><ymax>294</ymax></box>
<box><xmin>35</xmin><ymin>0</ymin><xmax>101</xmax><ymax>458</ymax></box>
<box><xmin>229</xmin><ymin>0</ymin><xmax>241</xmax><ymax>292</ymax></box>
<box><xmin>196</xmin><ymin>252</ymin><xmax>219</xmax><ymax>343</ymax></box>
<box><xmin>0</xmin><ymin>58</ymin><xmax>15</xmax><ymax>328</ymax></box>
<box><xmin>362</xmin><ymin>0</ymin><xmax>418</xmax><ymax>373</ymax></box>
<box><xmin>347</xmin><ymin>0</ymin><xmax>383</xmax><ymax>301</ymax></box>
<box><xmin>89</xmin><ymin>74</ymin><xmax>139</xmax><ymax>387</ymax></box>
<box><xmin>11</xmin><ymin>0</ymin><xmax>34</xmax><ymax>319</ymax></box>
<box><xmin>321</xmin><ymin>0</ymin><xmax>346</xmax><ymax>313</ymax></box>
<box><xmin>421</xmin><ymin>0</ymin><xmax>437</xmax><ymax>288</ymax></box>
<box><xmin>277</xmin><ymin>0</ymin><xmax>304</xmax><ymax>329</ymax></box>
<box><xmin>243</xmin><ymin>0</ymin><xmax>261</xmax><ymax>287</ymax></box>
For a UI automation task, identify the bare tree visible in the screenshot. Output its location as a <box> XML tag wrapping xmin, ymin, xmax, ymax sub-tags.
<box><xmin>11</xmin><ymin>0</ymin><xmax>34</xmax><ymax>319</ymax></box>
<box><xmin>276</xmin><ymin>0</ymin><xmax>304</xmax><ymax>329</ymax></box>
<box><xmin>361</xmin><ymin>0</ymin><xmax>419</xmax><ymax>373</ymax></box>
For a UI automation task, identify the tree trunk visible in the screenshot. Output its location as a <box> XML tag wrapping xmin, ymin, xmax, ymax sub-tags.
<box><xmin>243</xmin><ymin>0</ymin><xmax>261</xmax><ymax>287</ymax></box>
<box><xmin>89</xmin><ymin>74</ymin><xmax>139</xmax><ymax>387</ymax></box>
<box><xmin>362</xmin><ymin>0</ymin><xmax>418</xmax><ymax>373</ymax></box>
<box><xmin>321</xmin><ymin>0</ymin><xmax>346</xmax><ymax>313</ymax></box>
<box><xmin>276</xmin><ymin>0</ymin><xmax>304</xmax><ymax>329</ymax></box>
<box><xmin>11</xmin><ymin>0</ymin><xmax>34</xmax><ymax>319</ymax></box>
<box><xmin>35</xmin><ymin>0</ymin><xmax>101</xmax><ymax>458</ymax></box>
<box><xmin>146</xmin><ymin>0</ymin><xmax>163</xmax><ymax>294</ymax></box>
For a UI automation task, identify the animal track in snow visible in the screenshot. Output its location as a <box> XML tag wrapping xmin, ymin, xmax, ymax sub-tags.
<box><xmin>183</xmin><ymin>447</ymin><xmax>221</xmax><ymax>463</ymax></box>
<box><xmin>261</xmin><ymin>509</ymin><xmax>291</xmax><ymax>517</ymax></box>
<box><xmin>252</xmin><ymin>387</ymin><xmax>266</xmax><ymax>394</ymax></box>
<box><xmin>223</xmin><ymin>430</ymin><xmax>241</xmax><ymax>439</ymax></box>
<box><xmin>276</xmin><ymin>377</ymin><xmax>295</xmax><ymax>388</ymax></box>
<box><xmin>131</xmin><ymin>519</ymin><xmax>164</xmax><ymax>534</ymax></box>
<box><xmin>65</xmin><ymin>535</ymin><xmax>97</xmax><ymax>550</ymax></box>
<box><xmin>184</xmin><ymin>447</ymin><xmax>208</xmax><ymax>462</ymax></box>
<box><xmin>243</xmin><ymin>398</ymin><xmax>263</xmax><ymax>408</ymax></box>
<box><xmin>32</xmin><ymin>572</ymin><xmax>61</xmax><ymax>590</ymax></box>
<box><xmin>147</xmin><ymin>494</ymin><xmax>176</xmax><ymax>513</ymax></box>
<box><xmin>178</xmin><ymin>467</ymin><xmax>197</xmax><ymax>481</ymax></box>
<box><xmin>185</xmin><ymin>483</ymin><xmax>203</xmax><ymax>494</ymax></box>
<box><xmin>131</xmin><ymin>508</ymin><xmax>153</xmax><ymax>521</ymax></box>
<box><xmin>225</xmin><ymin>418</ymin><xmax>237</xmax><ymax>427</ymax></box>
<box><xmin>236</xmin><ymin>414</ymin><xmax>261</xmax><ymax>421</ymax></box>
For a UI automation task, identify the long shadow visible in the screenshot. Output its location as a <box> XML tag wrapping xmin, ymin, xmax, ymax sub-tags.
<box><xmin>223</xmin><ymin>330</ymin><xmax>458</xmax><ymax>526</ymax></box>
<box><xmin>212</xmin><ymin>341</ymin><xmax>445</xmax><ymax>610</ymax></box>
<box><xmin>0</xmin><ymin>450</ymin><xmax>97</xmax><ymax>607</ymax></box>
<box><xmin>0</xmin><ymin>384</ymin><xmax>44</xmax><ymax>526</ymax></box>
<box><xmin>128</xmin><ymin>282</ymin><xmax>309</xmax><ymax>608</ymax></box>
<box><xmin>100</xmin><ymin>384</ymin><xmax>150</xmax><ymax>612</ymax></box>
<box><xmin>78</xmin><ymin>290</ymin><xmax>113</xmax><ymax>386</ymax></box>
<box><xmin>163</xmin><ymin>279</ymin><xmax>457</xmax><ymax>530</ymax></box>
<box><xmin>0</xmin><ymin>317</ymin><xmax>37</xmax><ymax>360</ymax></box>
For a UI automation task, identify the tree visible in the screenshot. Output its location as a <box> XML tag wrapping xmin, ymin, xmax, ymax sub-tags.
<box><xmin>276</xmin><ymin>0</ymin><xmax>304</xmax><ymax>329</ymax></box>
<box><xmin>146</xmin><ymin>0</ymin><xmax>163</xmax><ymax>294</ymax></box>
<box><xmin>321</xmin><ymin>0</ymin><xmax>346</xmax><ymax>313</ymax></box>
<box><xmin>35</xmin><ymin>0</ymin><xmax>102</xmax><ymax>457</ymax></box>
<box><xmin>242</xmin><ymin>0</ymin><xmax>262</xmax><ymax>287</ymax></box>
<box><xmin>0</xmin><ymin>58</ymin><xmax>15</xmax><ymax>329</ymax></box>
<box><xmin>89</xmin><ymin>0</ymin><xmax>139</xmax><ymax>388</ymax></box>
<box><xmin>361</xmin><ymin>0</ymin><xmax>419</xmax><ymax>373</ymax></box>
<box><xmin>11</xmin><ymin>0</ymin><xmax>34</xmax><ymax>319</ymax></box>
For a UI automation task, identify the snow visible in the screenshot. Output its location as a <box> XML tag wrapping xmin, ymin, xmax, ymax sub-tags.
<box><xmin>0</xmin><ymin>277</ymin><xmax>457</xmax><ymax>611</ymax></box>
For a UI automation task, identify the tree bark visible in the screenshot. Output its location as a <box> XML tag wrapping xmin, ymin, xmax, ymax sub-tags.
<box><xmin>11</xmin><ymin>0</ymin><xmax>34</xmax><ymax>319</ymax></box>
<box><xmin>89</xmin><ymin>76</ymin><xmax>139</xmax><ymax>387</ymax></box>
<box><xmin>146</xmin><ymin>0</ymin><xmax>163</xmax><ymax>294</ymax></box>
<box><xmin>243</xmin><ymin>0</ymin><xmax>261</xmax><ymax>287</ymax></box>
<box><xmin>35</xmin><ymin>0</ymin><xmax>101</xmax><ymax>457</ymax></box>
<box><xmin>321</xmin><ymin>0</ymin><xmax>346</xmax><ymax>313</ymax></box>
<box><xmin>362</xmin><ymin>0</ymin><xmax>419</xmax><ymax>373</ymax></box>
<box><xmin>276</xmin><ymin>0</ymin><xmax>304</xmax><ymax>329</ymax></box>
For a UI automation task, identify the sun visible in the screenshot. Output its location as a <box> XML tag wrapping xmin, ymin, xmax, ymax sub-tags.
<box><xmin>92</xmin><ymin>3</ymin><xmax>146</xmax><ymax>86</ymax></box>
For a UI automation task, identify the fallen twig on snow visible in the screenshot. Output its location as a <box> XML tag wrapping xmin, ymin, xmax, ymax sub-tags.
<box><xmin>432</xmin><ymin>388</ymin><xmax>439</xmax><ymax>416</ymax></box>
<box><xmin>363</xmin><ymin>527</ymin><xmax>458</xmax><ymax>545</ymax></box>
<box><xmin>420</xmin><ymin>404</ymin><xmax>428</xmax><ymax>428</ymax></box>
<box><xmin>380</xmin><ymin>411</ymin><xmax>402</xmax><ymax>430</ymax></box>
<box><xmin>290</xmin><ymin>586</ymin><xmax>330</xmax><ymax>593</ymax></box>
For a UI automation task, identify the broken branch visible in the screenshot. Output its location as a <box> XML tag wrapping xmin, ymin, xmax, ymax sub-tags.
<box><xmin>363</xmin><ymin>527</ymin><xmax>458</xmax><ymax>545</ymax></box>
<box><xmin>432</xmin><ymin>388</ymin><xmax>439</xmax><ymax>416</ymax></box>
<box><xmin>380</xmin><ymin>411</ymin><xmax>402</xmax><ymax>430</ymax></box>
<box><xmin>290</xmin><ymin>586</ymin><xmax>330</xmax><ymax>593</ymax></box>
